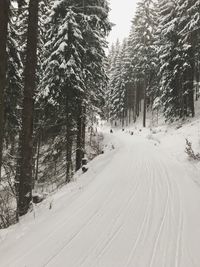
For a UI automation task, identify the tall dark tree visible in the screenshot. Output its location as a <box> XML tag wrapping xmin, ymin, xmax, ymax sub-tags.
<box><xmin>17</xmin><ymin>0</ymin><xmax>40</xmax><ymax>216</ymax></box>
<box><xmin>0</xmin><ymin>0</ymin><xmax>10</xmax><ymax>180</ymax></box>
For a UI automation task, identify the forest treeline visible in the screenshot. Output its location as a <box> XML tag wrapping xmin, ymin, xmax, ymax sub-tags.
<box><xmin>107</xmin><ymin>0</ymin><xmax>200</xmax><ymax>127</ymax></box>
<box><xmin>0</xmin><ymin>0</ymin><xmax>110</xmax><ymax>223</ymax></box>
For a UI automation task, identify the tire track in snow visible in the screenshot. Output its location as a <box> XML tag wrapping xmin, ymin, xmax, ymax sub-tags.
<box><xmin>10</xmin><ymin>173</ymin><xmax>117</xmax><ymax>267</ymax></box>
<box><xmin>175</xmin><ymin>209</ymin><xmax>183</xmax><ymax>267</ymax></box>
<box><xmin>125</xmin><ymin>160</ymin><xmax>155</xmax><ymax>267</ymax></box>
<box><xmin>161</xmin><ymin>161</ymin><xmax>185</xmax><ymax>267</ymax></box>
<box><xmin>77</xmin><ymin>157</ymin><xmax>143</xmax><ymax>267</ymax></box>
<box><xmin>94</xmin><ymin>171</ymin><xmax>142</xmax><ymax>261</ymax></box>
<box><xmin>7</xmin><ymin>189</ymin><xmax>101</xmax><ymax>267</ymax></box>
<box><xmin>44</xmin><ymin>154</ymin><xmax>142</xmax><ymax>267</ymax></box>
<box><xmin>43</xmin><ymin>187</ymin><xmax>117</xmax><ymax>267</ymax></box>
<box><xmin>168</xmin><ymin>165</ymin><xmax>184</xmax><ymax>267</ymax></box>
<box><xmin>151</xmin><ymin>159</ymin><xmax>184</xmax><ymax>267</ymax></box>
<box><xmin>148</xmin><ymin>160</ymin><xmax>171</xmax><ymax>267</ymax></box>
<box><xmin>157</xmin><ymin>160</ymin><xmax>175</xmax><ymax>267</ymax></box>
<box><xmin>7</xmin><ymin>150</ymin><xmax>123</xmax><ymax>267</ymax></box>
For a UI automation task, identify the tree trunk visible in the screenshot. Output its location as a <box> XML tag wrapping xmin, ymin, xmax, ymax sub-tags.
<box><xmin>143</xmin><ymin>79</ymin><xmax>147</xmax><ymax>128</ymax></box>
<box><xmin>134</xmin><ymin>85</ymin><xmax>137</xmax><ymax>122</ymax></box>
<box><xmin>76</xmin><ymin>101</ymin><xmax>83</xmax><ymax>171</ymax></box>
<box><xmin>81</xmin><ymin>105</ymin><xmax>86</xmax><ymax>159</ymax></box>
<box><xmin>66</xmin><ymin>135</ymin><xmax>72</xmax><ymax>183</ymax></box>
<box><xmin>187</xmin><ymin>46</ymin><xmax>195</xmax><ymax>118</ymax></box>
<box><xmin>65</xmin><ymin>96</ymin><xmax>73</xmax><ymax>183</ymax></box>
<box><xmin>195</xmin><ymin>62</ymin><xmax>199</xmax><ymax>101</ymax></box>
<box><xmin>136</xmin><ymin>85</ymin><xmax>140</xmax><ymax>117</ymax></box>
<box><xmin>34</xmin><ymin>129</ymin><xmax>41</xmax><ymax>183</ymax></box>
<box><xmin>0</xmin><ymin>0</ymin><xmax>9</xmax><ymax>180</ymax></box>
<box><xmin>18</xmin><ymin>0</ymin><xmax>39</xmax><ymax>216</ymax></box>
<box><xmin>188</xmin><ymin>71</ymin><xmax>195</xmax><ymax>117</ymax></box>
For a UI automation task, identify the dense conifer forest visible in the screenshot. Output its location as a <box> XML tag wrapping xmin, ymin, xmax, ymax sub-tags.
<box><xmin>0</xmin><ymin>0</ymin><xmax>110</xmax><ymax>226</ymax></box>
<box><xmin>107</xmin><ymin>0</ymin><xmax>200</xmax><ymax>127</ymax></box>
<box><xmin>1</xmin><ymin>0</ymin><xmax>200</xmax><ymax>227</ymax></box>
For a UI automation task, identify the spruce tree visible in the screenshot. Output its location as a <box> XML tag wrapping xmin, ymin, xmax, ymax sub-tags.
<box><xmin>5</xmin><ymin>9</ymin><xmax>23</xmax><ymax>153</ymax></box>
<box><xmin>40</xmin><ymin>0</ymin><xmax>110</xmax><ymax>173</ymax></box>
<box><xmin>109</xmin><ymin>40</ymin><xmax>128</xmax><ymax>126</ymax></box>
<box><xmin>107</xmin><ymin>40</ymin><xmax>121</xmax><ymax>124</ymax></box>
<box><xmin>128</xmin><ymin>0</ymin><xmax>158</xmax><ymax>126</ymax></box>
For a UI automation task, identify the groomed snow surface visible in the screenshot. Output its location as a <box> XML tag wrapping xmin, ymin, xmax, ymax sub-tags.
<box><xmin>1</xmin><ymin>122</ymin><xmax>200</xmax><ymax>267</ymax></box>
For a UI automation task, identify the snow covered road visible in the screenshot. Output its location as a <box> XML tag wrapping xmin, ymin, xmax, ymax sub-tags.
<box><xmin>1</xmin><ymin>131</ymin><xmax>200</xmax><ymax>267</ymax></box>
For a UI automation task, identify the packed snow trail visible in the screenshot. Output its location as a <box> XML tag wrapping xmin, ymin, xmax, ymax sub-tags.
<box><xmin>1</xmin><ymin>130</ymin><xmax>200</xmax><ymax>267</ymax></box>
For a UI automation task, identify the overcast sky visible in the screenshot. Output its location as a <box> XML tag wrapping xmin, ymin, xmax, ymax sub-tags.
<box><xmin>107</xmin><ymin>0</ymin><xmax>138</xmax><ymax>46</ymax></box>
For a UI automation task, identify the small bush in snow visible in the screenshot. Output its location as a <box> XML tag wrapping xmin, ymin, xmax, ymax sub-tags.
<box><xmin>185</xmin><ymin>139</ymin><xmax>200</xmax><ymax>161</ymax></box>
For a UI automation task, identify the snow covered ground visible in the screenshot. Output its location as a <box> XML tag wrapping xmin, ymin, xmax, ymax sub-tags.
<box><xmin>0</xmin><ymin>122</ymin><xmax>200</xmax><ymax>267</ymax></box>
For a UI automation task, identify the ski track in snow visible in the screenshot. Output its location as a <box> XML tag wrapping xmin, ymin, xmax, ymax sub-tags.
<box><xmin>0</xmin><ymin>130</ymin><xmax>200</xmax><ymax>267</ymax></box>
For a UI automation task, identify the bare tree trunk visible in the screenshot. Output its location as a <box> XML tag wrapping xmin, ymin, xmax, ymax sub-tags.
<box><xmin>143</xmin><ymin>78</ymin><xmax>147</xmax><ymax>128</ymax></box>
<box><xmin>133</xmin><ymin>85</ymin><xmax>137</xmax><ymax>122</ymax></box>
<box><xmin>76</xmin><ymin>101</ymin><xmax>83</xmax><ymax>171</ymax></box>
<box><xmin>136</xmin><ymin>85</ymin><xmax>140</xmax><ymax>117</ymax></box>
<box><xmin>81</xmin><ymin>105</ymin><xmax>86</xmax><ymax>159</ymax></box>
<box><xmin>66</xmin><ymin>136</ymin><xmax>72</xmax><ymax>183</ymax></box>
<box><xmin>76</xmin><ymin>101</ymin><xmax>86</xmax><ymax>171</ymax></box>
<box><xmin>18</xmin><ymin>0</ymin><xmax>39</xmax><ymax>216</ymax></box>
<box><xmin>34</xmin><ymin>129</ymin><xmax>41</xmax><ymax>182</ymax></box>
<box><xmin>65</xmin><ymin>96</ymin><xmax>73</xmax><ymax>183</ymax></box>
<box><xmin>188</xmin><ymin>73</ymin><xmax>195</xmax><ymax>117</ymax></box>
<box><xmin>0</xmin><ymin>0</ymin><xmax>10</xmax><ymax>180</ymax></box>
<box><xmin>186</xmin><ymin>45</ymin><xmax>195</xmax><ymax>118</ymax></box>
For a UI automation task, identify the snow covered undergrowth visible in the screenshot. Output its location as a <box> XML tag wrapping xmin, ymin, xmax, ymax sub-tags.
<box><xmin>124</xmin><ymin>105</ymin><xmax>200</xmax><ymax>183</ymax></box>
<box><xmin>148</xmin><ymin>115</ymin><xmax>200</xmax><ymax>184</ymax></box>
<box><xmin>0</xmin><ymin>125</ymin><xmax>200</xmax><ymax>266</ymax></box>
<box><xmin>0</xmin><ymin>131</ymin><xmax>120</xmax><ymax>265</ymax></box>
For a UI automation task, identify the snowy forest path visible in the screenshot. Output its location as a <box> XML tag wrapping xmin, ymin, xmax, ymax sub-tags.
<box><xmin>0</xmin><ymin>130</ymin><xmax>200</xmax><ymax>267</ymax></box>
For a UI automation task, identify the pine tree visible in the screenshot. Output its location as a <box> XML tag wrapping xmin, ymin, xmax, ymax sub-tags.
<box><xmin>40</xmin><ymin>0</ymin><xmax>110</xmax><ymax>174</ymax></box>
<box><xmin>129</xmin><ymin>0</ymin><xmax>158</xmax><ymax>127</ymax></box>
<box><xmin>74</xmin><ymin>0</ymin><xmax>110</xmax><ymax>170</ymax></box>
<box><xmin>40</xmin><ymin>3</ymin><xmax>86</xmax><ymax>178</ymax></box>
<box><xmin>5</xmin><ymin>8</ymin><xmax>23</xmax><ymax>153</ymax></box>
<box><xmin>118</xmin><ymin>0</ymin><xmax>154</xmax><ymax>126</ymax></box>
<box><xmin>109</xmin><ymin>40</ymin><xmax>128</xmax><ymax>126</ymax></box>
<box><xmin>177</xmin><ymin>0</ymin><xmax>200</xmax><ymax>117</ymax></box>
<box><xmin>157</xmin><ymin>0</ymin><xmax>182</xmax><ymax>120</ymax></box>
<box><xmin>107</xmin><ymin>40</ymin><xmax>121</xmax><ymax>124</ymax></box>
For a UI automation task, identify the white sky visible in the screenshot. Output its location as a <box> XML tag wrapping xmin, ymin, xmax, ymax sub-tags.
<box><xmin>107</xmin><ymin>0</ymin><xmax>138</xmax><ymax>46</ymax></box>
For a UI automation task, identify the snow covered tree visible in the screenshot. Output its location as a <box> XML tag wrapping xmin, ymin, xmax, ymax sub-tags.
<box><xmin>128</xmin><ymin>0</ymin><xmax>158</xmax><ymax>127</ymax></box>
<box><xmin>108</xmin><ymin>40</ymin><xmax>129</xmax><ymax>126</ymax></box>
<box><xmin>107</xmin><ymin>40</ymin><xmax>121</xmax><ymax>124</ymax></box>
<box><xmin>156</xmin><ymin>0</ymin><xmax>181</xmax><ymax>120</ymax></box>
<box><xmin>40</xmin><ymin>4</ymin><xmax>86</xmax><ymax>179</ymax></box>
<box><xmin>177</xmin><ymin>0</ymin><xmax>200</xmax><ymax>116</ymax></box>
<box><xmin>40</xmin><ymin>0</ymin><xmax>110</xmax><ymax>175</ymax></box>
<box><xmin>157</xmin><ymin>0</ymin><xmax>197</xmax><ymax>120</ymax></box>
<box><xmin>73</xmin><ymin>0</ymin><xmax>110</xmax><ymax>170</ymax></box>
<box><xmin>4</xmin><ymin>7</ymin><xmax>23</xmax><ymax>152</ymax></box>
